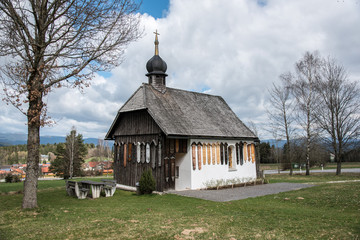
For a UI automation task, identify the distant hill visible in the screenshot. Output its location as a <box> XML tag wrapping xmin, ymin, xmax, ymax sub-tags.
<box><xmin>0</xmin><ymin>133</ymin><xmax>109</xmax><ymax>146</ymax></box>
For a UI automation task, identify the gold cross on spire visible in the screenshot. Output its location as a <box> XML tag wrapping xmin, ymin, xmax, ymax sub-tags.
<box><xmin>154</xmin><ymin>30</ymin><xmax>160</xmax><ymax>55</ymax></box>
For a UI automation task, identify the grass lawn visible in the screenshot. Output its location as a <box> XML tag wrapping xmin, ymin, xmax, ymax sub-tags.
<box><xmin>267</xmin><ymin>172</ymin><xmax>360</xmax><ymax>183</ymax></box>
<box><xmin>0</xmin><ymin>174</ymin><xmax>359</xmax><ymax>240</ymax></box>
<box><xmin>260</xmin><ymin>162</ymin><xmax>360</xmax><ymax>171</ymax></box>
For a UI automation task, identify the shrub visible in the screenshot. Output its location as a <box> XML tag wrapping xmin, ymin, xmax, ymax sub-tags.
<box><xmin>5</xmin><ymin>174</ymin><xmax>13</xmax><ymax>183</ymax></box>
<box><xmin>4</xmin><ymin>174</ymin><xmax>21</xmax><ymax>183</ymax></box>
<box><xmin>139</xmin><ymin>169</ymin><xmax>156</xmax><ymax>194</ymax></box>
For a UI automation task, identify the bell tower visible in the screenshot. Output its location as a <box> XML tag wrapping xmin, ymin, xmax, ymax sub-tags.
<box><xmin>146</xmin><ymin>30</ymin><xmax>168</xmax><ymax>93</ymax></box>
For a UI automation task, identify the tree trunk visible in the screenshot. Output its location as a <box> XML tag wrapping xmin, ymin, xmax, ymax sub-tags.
<box><xmin>306</xmin><ymin>140</ymin><xmax>310</xmax><ymax>176</ymax></box>
<box><xmin>286</xmin><ymin>136</ymin><xmax>292</xmax><ymax>176</ymax></box>
<box><xmin>336</xmin><ymin>160</ymin><xmax>341</xmax><ymax>175</ymax></box>
<box><xmin>336</xmin><ymin>153</ymin><xmax>342</xmax><ymax>175</ymax></box>
<box><xmin>22</xmin><ymin>76</ymin><xmax>43</xmax><ymax>209</ymax></box>
<box><xmin>22</xmin><ymin>120</ymin><xmax>40</xmax><ymax>209</ymax></box>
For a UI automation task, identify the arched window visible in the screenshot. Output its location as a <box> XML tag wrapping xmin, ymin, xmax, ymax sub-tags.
<box><xmin>175</xmin><ymin>139</ymin><xmax>180</xmax><ymax>153</ymax></box>
<box><xmin>151</xmin><ymin>141</ymin><xmax>156</xmax><ymax>169</ymax></box>
<box><xmin>119</xmin><ymin>143</ymin><xmax>124</xmax><ymax>167</ymax></box>
<box><xmin>202</xmin><ymin>144</ymin><xmax>207</xmax><ymax>165</ymax></box>
<box><xmin>171</xmin><ymin>157</ymin><xmax>175</xmax><ymax>181</ymax></box>
<box><xmin>146</xmin><ymin>143</ymin><xmax>150</xmax><ymax>163</ymax></box>
<box><xmin>165</xmin><ymin>157</ymin><xmax>169</xmax><ymax>182</ymax></box>
<box><xmin>239</xmin><ymin>142</ymin><xmax>244</xmax><ymax>165</ymax></box>
<box><xmin>115</xmin><ymin>142</ymin><xmax>120</xmax><ymax>164</ymax></box>
<box><xmin>243</xmin><ymin>142</ymin><xmax>248</xmax><ymax>162</ymax></box>
<box><xmin>158</xmin><ymin>141</ymin><xmax>162</xmax><ymax>167</ymax></box>
<box><xmin>216</xmin><ymin>142</ymin><xmax>220</xmax><ymax>165</ymax></box>
<box><xmin>128</xmin><ymin>143</ymin><xmax>132</xmax><ymax>162</ymax></box>
<box><xmin>212</xmin><ymin>143</ymin><xmax>216</xmax><ymax>165</ymax></box>
<box><xmin>141</xmin><ymin>143</ymin><xmax>145</xmax><ymax>163</ymax></box>
<box><xmin>136</xmin><ymin>142</ymin><xmax>141</xmax><ymax>163</ymax></box>
<box><xmin>207</xmin><ymin>143</ymin><xmax>212</xmax><ymax>165</ymax></box>
<box><xmin>235</xmin><ymin>143</ymin><xmax>239</xmax><ymax>165</ymax></box>
<box><xmin>197</xmin><ymin>143</ymin><xmax>202</xmax><ymax>170</ymax></box>
<box><xmin>123</xmin><ymin>143</ymin><xmax>127</xmax><ymax>167</ymax></box>
<box><xmin>228</xmin><ymin>145</ymin><xmax>236</xmax><ymax>170</ymax></box>
<box><xmin>251</xmin><ymin>143</ymin><xmax>256</xmax><ymax>163</ymax></box>
<box><xmin>191</xmin><ymin>142</ymin><xmax>196</xmax><ymax>170</ymax></box>
<box><xmin>224</xmin><ymin>143</ymin><xmax>228</xmax><ymax>165</ymax></box>
<box><xmin>247</xmin><ymin>144</ymin><xmax>251</xmax><ymax>163</ymax></box>
<box><xmin>220</xmin><ymin>142</ymin><xmax>224</xmax><ymax>165</ymax></box>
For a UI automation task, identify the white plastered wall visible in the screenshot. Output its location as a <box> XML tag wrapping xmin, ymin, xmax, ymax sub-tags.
<box><xmin>175</xmin><ymin>138</ymin><xmax>257</xmax><ymax>190</ymax></box>
<box><xmin>174</xmin><ymin>152</ymin><xmax>191</xmax><ymax>190</ymax></box>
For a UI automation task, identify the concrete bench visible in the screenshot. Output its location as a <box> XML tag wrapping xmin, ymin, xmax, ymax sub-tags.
<box><xmin>66</xmin><ymin>180</ymin><xmax>89</xmax><ymax>199</ymax></box>
<box><xmin>101</xmin><ymin>179</ymin><xmax>117</xmax><ymax>197</ymax></box>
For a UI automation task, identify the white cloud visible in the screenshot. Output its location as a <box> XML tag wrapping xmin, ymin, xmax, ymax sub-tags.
<box><xmin>1</xmin><ymin>0</ymin><xmax>359</xmax><ymax>139</ymax></box>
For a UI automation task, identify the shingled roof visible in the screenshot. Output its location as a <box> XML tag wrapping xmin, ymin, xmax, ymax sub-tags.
<box><xmin>106</xmin><ymin>84</ymin><xmax>257</xmax><ymax>140</ymax></box>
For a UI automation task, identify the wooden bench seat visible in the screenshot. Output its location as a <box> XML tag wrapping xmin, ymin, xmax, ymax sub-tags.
<box><xmin>101</xmin><ymin>179</ymin><xmax>117</xmax><ymax>197</ymax></box>
<box><xmin>66</xmin><ymin>180</ymin><xmax>89</xmax><ymax>199</ymax></box>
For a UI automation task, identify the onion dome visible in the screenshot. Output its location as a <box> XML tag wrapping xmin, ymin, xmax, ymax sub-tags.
<box><xmin>146</xmin><ymin>30</ymin><xmax>168</xmax><ymax>77</ymax></box>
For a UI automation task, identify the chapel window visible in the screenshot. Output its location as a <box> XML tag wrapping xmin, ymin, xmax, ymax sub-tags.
<box><xmin>239</xmin><ymin>142</ymin><xmax>244</xmax><ymax>165</ymax></box>
<box><xmin>151</xmin><ymin>141</ymin><xmax>156</xmax><ymax>169</ymax></box>
<box><xmin>228</xmin><ymin>145</ymin><xmax>236</xmax><ymax>171</ymax></box>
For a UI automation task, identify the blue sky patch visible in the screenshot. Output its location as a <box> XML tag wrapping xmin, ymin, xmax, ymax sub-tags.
<box><xmin>137</xmin><ymin>0</ymin><xmax>170</xmax><ymax>18</ymax></box>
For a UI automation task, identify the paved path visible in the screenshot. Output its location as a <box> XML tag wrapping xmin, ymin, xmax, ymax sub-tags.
<box><xmin>168</xmin><ymin>182</ymin><xmax>314</xmax><ymax>202</ymax></box>
<box><xmin>264</xmin><ymin>168</ymin><xmax>360</xmax><ymax>175</ymax></box>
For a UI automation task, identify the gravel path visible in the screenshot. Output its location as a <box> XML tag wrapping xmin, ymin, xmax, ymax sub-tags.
<box><xmin>167</xmin><ymin>183</ymin><xmax>314</xmax><ymax>202</ymax></box>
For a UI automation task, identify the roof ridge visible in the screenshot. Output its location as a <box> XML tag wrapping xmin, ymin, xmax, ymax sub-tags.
<box><xmin>142</xmin><ymin>83</ymin><xmax>222</xmax><ymax>98</ymax></box>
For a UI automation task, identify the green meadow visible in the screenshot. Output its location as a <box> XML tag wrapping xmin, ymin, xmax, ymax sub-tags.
<box><xmin>1</xmin><ymin>173</ymin><xmax>359</xmax><ymax>240</ymax></box>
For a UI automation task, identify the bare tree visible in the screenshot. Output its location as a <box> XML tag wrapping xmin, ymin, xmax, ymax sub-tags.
<box><xmin>267</xmin><ymin>73</ymin><xmax>294</xmax><ymax>175</ymax></box>
<box><xmin>269</xmin><ymin>125</ymin><xmax>282</xmax><ymax>174</ymax></box>
<box><xmin>291</xmin><ymin>51</ymin><xmax>322</xmax><ymax>175</ymax></box>
<box><xmin>247</xmin><ymin>120</ymin><xmax>259</xmax><ymax>138</ymax></box>
<box><xmin>315</xmin><ymin>57</ymin><xmax>360</xmax><ymax>175</ymax></box>
<box><xmin>0</xmin><ymin>0</ymin><xmax>141</xmax><ymax>208</ymax></box>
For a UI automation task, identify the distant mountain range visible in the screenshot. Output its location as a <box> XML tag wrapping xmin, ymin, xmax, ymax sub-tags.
<box><xmin>0</xmin><ymin>133</ymin><xmax>105</xmax><ymax>146</ymax></box>
<box><xmin>1</xmin><ymin>132</ymin><xmax>284</xmax><ymax>148</ymax></box>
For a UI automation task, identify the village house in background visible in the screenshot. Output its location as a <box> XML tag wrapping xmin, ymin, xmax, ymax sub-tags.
<box><xmin>0</xmin><ymin>164</ymin><xmax>27</xmax><ymax>179</ymax></box>
<box><xmin>0</xmin><ymin>145</ymin><xmax>115</xmax><ymax>180</ymax></box>
<box><xmin>106</xmin><ymin>32</ymin><xmax>260</xmax><ymax>191</ymax></box>
<box><xmin>82</xmin><ymin>161</ymin><xmax>113</xmax><ymax>175</ymax></box>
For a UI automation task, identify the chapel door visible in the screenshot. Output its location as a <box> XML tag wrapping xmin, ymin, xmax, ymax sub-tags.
<box><xmin>164</xmin><ymin>138</ymin><xmax>187</xmax><ymax>190</ymax></box>
<box><xmin>165</xmin><ymin>157</ymin><xmax>176</xmax><ymax>189</ymax></box>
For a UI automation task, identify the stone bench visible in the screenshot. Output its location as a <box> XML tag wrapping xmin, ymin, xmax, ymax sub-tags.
<box><xmin>66</xmin><ymin>180</ymin><xmax>89</xmax><ymax>199</ymax></box>
<box><xmin>101</xmin><ymin>179</ymin><xmax>117</xmax><ymax>197</ymax></box>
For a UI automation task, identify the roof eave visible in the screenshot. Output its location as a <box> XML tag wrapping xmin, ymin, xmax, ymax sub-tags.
<box><xmin>166</xmin><ymin>134</ymin><xmax>259</xmax><ymax>142</ymax></box>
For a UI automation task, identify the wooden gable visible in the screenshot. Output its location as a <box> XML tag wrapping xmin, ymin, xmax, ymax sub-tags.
<box><xmin>113</xmin><ymin>109</ymin><xmax>162</xmax><ymax>137</ymax></box>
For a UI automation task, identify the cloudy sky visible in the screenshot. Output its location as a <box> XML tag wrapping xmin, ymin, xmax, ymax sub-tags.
<box><xmin>1</xmin><ymin>0</ymin><xmax>359</xmax><ymax>140</ymax></box>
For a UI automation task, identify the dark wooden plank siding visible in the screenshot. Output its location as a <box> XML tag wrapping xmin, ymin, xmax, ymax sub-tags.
<box><xmin>112</xmin><ymin>110</ymin><xmax>190</xmax><ymax>191</ymax></box>
<box><xmin>114</xmin><ymin>110</ymin><xmax>162</xmax><ymax>136</ymax></box>
<box><xmin>114</xmin><ymin>134</ymin><xmax>187</xmax><ymax>191</ymax></box>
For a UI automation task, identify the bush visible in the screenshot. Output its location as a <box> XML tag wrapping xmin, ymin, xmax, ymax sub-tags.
<box><xmin>5</xmin><ymin>174</ymin><xmax>13</xmax><ymax>183</ymax></box>
<box><xmin>5</xmin><ymin>174</ymin><xmax>21</xmax><ymax>183</ymax></box>
<box><xmin>139</xmin><ymin>169</ymin><xmax>156</xmax><ymax>194</ymax></box>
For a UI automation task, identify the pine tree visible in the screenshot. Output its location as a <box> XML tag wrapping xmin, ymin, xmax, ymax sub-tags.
<box><xmin>50</xmin><ymin>128</ymin><xmax>87</xmax><ymax>179</ymax></box>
